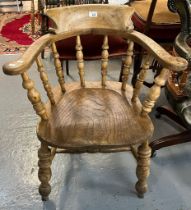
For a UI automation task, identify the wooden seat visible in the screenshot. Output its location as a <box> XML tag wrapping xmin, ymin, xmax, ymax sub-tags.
<box><xmin>3</xmin><ymin>5</ymin><xmax>187</xmax><ymax>201</ymax></box>
<box><xmin>38</xmin><ymin>81</ymin><xmax>154</xmax><ymax>149</ymax></box>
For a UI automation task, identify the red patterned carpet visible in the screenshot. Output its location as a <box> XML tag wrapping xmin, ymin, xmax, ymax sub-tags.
<box><xmin>0</xmin><ymin>13</ymin><xmax>40</xmax><ymax>54</ymax></box>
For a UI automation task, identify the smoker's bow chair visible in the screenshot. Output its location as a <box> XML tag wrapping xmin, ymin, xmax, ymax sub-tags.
<box><xmin>3</xmin><ymin>5</ymin><xmax>187</xmax><ymax>201</ymax></box>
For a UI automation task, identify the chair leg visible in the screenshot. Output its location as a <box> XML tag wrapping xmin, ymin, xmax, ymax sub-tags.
<box><xmin>38</xmin><ymin>142</ymin><xmax>52</xmax><ymax>201</ymax></box>
<box><xmin>135</xmin><ymin>140</ymin><xmax>151</xmax><ymax>198</ymax></box>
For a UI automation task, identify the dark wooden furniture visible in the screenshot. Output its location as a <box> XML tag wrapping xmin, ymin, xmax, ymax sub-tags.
<box><xmin>149</xmin><ymin>0</ymin><xmax>191</xmax><ymax>156</ymax></box>
<box><xmin>128</xmin><ymin>0</ymin><xmax>180</xmax><ymax>86</ymax></box>
<box><xmin>3</xmin><ymin>5</ymin><xmax>187</xmax><ymax>201</ymax></box>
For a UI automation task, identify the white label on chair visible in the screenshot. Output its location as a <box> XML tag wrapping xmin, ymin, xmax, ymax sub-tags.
<box><xmin>89</xmin><ymin>11</ymin><xmax>98</xmax><ymax>17</ymax></box>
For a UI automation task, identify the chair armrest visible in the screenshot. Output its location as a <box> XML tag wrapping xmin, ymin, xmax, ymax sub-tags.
<box><xmin>127</xmin><ymin>30</ymin><xmax>188</xmax><ymax>71</ymax></box>
<box><xmin>3</xmin><ymin>34</ymin><xmax>53</xmax><ymax>75</ymax></box>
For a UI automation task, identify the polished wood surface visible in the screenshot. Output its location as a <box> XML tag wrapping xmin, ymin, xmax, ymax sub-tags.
<box><xmin>2</xmin><ymin>5</ymin><xmax>188</xmax><ymax>201</ymax></box>
<box><xmin>37</xmin><ymin>81</ymin><xmax>154</xmax><ymax>149</ymax></box>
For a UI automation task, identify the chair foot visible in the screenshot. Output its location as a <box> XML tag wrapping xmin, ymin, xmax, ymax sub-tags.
<box><xmin>38</xmin><ymin>142</ymin><xmax>52</xmax><ymax>201</ymax></box>
<box><xmin>135</xmin><ymin>140</ymin><xmax>151</xmax><ymax>198</ymax></box>
<box><xmin>136</xmin><ymin>188</ymin><xmax>144</xmax><ymax>198</ymax></box>
<box><xmin>41</xmin><ymin>195</ymin><xmax>49</xmax><ymax>201</ymax></box>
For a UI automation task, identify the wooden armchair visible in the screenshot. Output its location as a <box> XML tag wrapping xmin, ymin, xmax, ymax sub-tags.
<box><xmin>3</xmin><ymin>5</ymin><xmax>187</xmax><ymax>201</ymax></box>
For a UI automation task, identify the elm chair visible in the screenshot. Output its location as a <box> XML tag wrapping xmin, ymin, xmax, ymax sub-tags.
<box><xmin>128</xmin><ymin>0</ymin><xmax>181</xmax><ymax>85</ymax></box>
<box><xmin>3</xmin><ymin>5</ymin><xmax>187</xmax><ymax>201</ymax></box>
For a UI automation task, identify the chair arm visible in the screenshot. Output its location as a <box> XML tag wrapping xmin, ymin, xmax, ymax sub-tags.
<box><xmin>3</xmin><ymin>34</ymin><xmax>53</xmax><ymax>76</ymax></box>
<box><xmin>127</xmin><ymin>30</ymin><xmax>188</xmax><ymax>71</ymax></box>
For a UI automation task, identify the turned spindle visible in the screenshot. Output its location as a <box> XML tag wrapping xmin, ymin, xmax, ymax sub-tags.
<box><xmin>141</xmin><ymin>68</ymin><xmax>169</xmax><ymax>116</ymax></box>
<box><xmin>36</xmin><ymin>57</ymin><xmax>55</xmax><ymax>105</ymax></box>
<box><xmin>51</xmin><ymin>42</ymin><xmax>66</xmax><ymax>93</ymax></box>
<box><xmin>132</xmin><ymin>55</ymin><xmax>150</xmax><ymax>102</ymax></box>
<box><xmin>101</xmin><ymin>35</ymin><xmax>109</xmax><ymax>87</ymax></box>
<box><xmin>76</xmin><ymin>35</ymin><xmax>85</xmax><ymax>87</ymax></box>
<box><xmin>121</xmin><ymin>40</ymin><xmax>134</xmax><ymax>91</ymax></box>
<box><xmin>21</xmin><ymin>72</ymin><xmax>48</xmax><ymax>120</ymax></box>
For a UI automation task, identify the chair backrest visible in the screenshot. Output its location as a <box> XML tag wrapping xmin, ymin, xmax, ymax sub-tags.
<box><xmin>3</xmin><ymin>5</ymin><xmax>187</xmax><ymax>122</ymax></box>
<box><xmin>45</xmin><ymin>5</ymin><xmax>134</xmax><ymax>33</ymax></box>
<box><xmin>40</xmin><ymin>0</ymin><xmax>108</xmax><ymax>35</ymax></box>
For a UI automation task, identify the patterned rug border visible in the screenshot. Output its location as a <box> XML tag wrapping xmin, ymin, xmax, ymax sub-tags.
<box><xmin>0</xmin><ymin>12</ymin><xmax>40</xmax><ymax>55</ymax></box>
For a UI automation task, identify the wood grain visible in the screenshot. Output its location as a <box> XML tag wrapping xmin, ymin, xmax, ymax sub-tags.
<box><xmin>37</xmin><ymin>81</ymin><xmax>154</xmax><ymax>149</ymax></box>
<box><xmin>45</xmin><ymin>5</ymin><xmax>135</xmax><ymax>34</ymax></box>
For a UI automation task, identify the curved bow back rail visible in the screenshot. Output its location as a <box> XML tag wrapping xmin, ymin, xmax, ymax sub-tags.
<box><xmin>45</xmin><ymin>5</ymin><xmax>135</xmax><ymax>34</ymax></box>
<box><xmin>2</xmin><ymin>4</ymin><xmax>188</xmax><ymax>200</ymax></box>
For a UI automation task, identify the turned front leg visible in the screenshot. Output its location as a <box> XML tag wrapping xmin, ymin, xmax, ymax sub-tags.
<box><xmin>38</xmin><ymin>142</ymin><xmax>52</xmax><ymax>201</ymax></box>
<box><xmin>135</xmin><ymin>140</ymin><xmax>151</xmax><ymax>198</ymax></box>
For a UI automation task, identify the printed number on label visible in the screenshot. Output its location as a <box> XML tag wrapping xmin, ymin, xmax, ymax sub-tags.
<box><xmin>89</xmin><ymin>11</ymin><xmax>97</xmax><ymax>17</ymax></box>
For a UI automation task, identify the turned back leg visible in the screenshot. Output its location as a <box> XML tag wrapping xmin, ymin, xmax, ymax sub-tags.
<box><xmin>38</xmin><ymin>142</ymin><xmax>52</xmax><ymax>201</ymax></box>
<box><xmin>135</xmin><ymin>140</ymin><xmax>151</xmax><ymax>198</ymax></box>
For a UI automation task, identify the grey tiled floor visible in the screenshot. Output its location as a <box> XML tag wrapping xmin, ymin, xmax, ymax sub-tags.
<box><xmin>0</xmin><ymin>54</ymin><xmax>191</xmax><ymax>210</ymax></box>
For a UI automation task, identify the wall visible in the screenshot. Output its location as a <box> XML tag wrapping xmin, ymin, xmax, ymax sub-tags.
<box><xmin>109</xmin><ymin>0</ymin><xmax>128</xmax><ymax>4</ymax></box>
